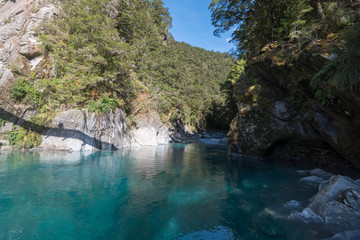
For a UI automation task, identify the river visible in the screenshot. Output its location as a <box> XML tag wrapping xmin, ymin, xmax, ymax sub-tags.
<box><xmin>0</xmin><ymin>142</ymin><xmax>339</xmax><ymax>239</ymax></box>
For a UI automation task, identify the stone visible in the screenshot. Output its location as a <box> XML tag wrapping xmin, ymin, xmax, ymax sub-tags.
<box><xmin>283</xmin><ymin>200</ymin><xmax>303</xmax><ymax>211</ymax></box>
<box><xmin>339</xmin><ymin>189</ymin><xmax>360</xmax><ymax>209</ymax></box>
<box><xmin>310</xmin><ymin>176</ymin><xmax>360</xmax><ymax>205</ymax></box>
<box><xmin>0</xmin><ymin>0</ymin><xmax>57</xmax><ymax>87</ymax></box>
<box><xmin>299</xmin><ymin>175</ymin><xmax>326</xmax><ymax>187</ymax></box>
<box><xmin>323</xmin><ymin>230</ymin><xmax>360</xmax><ymax>240</ymax></box>
<box><xmin>317</xmin><ymin>200</ymin><xmax>360</xmax><ymax>227</ymax></box>
<box><xmin>130</xmin><ymin>110</ymin><xmax>170</xmax><ymax>146</ymax></box>
<box><xmin>273</xmin><ymin>101</ymin><xmax>297</xmax><ymax>121</ymax></box>
<box><xmin>289</xmin><ymin>208</ymin><xmax>324</xmax><ymax>224</ymax></box>
<box><xmin>40</xmin><ymin>108</ymin><xmax>170</xmax><ymax>151</ymax></box>
<box><xmin>310</xmin><ymin>168</ymin><xmax>335</xmax><ymax>180</ymax></box>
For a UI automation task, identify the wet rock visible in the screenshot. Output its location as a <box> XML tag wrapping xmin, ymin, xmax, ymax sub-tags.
<box><xmin>299</xmin><ymin>176</ymin><xmax>326</xmax><ymax>187</ymax></box>
<box><xmin>290</xmin><ymin>175</ymin><xmax>360</xmax><ymax>231</ymax></box>
<box><xmin>290</xmin><ymin>208</ymin><xmax>324</xmax><ymax>224</ymax></box>
<box><xmin>283</xmin><ymin>200</ymin><xmax>303</xmax><ymax>211</ymax></box>
<box><xmin>323</xmin><ymin>230</ymin><xmax>360</xmax><ymax>240</ymax></box>
<box><xmin>310</xmin><ymin>168</ymin><xmax>335</xmax><ymax>180</ymax></box>
<box><xmin>339</xmin><ymin>189</ymin><xmax>360</xmax><ymax>209</ymax></box>
<box><xmin>317</xmin><ymin>201</ymin><xmax>360</xmax><ymax>227</ymax></box>
<box><xmin>310</xmin><ymin>176</ymin><xmax>360</xmax><ymax>205</ymax></box>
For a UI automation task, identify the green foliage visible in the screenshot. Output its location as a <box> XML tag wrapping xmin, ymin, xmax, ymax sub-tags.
<box><xmin>7</xmin><ymin>127</ymin><xmax>42</xmax><ymax>149</ymax></box>
<box><xmin>312</xmin><ymin>24</ymin><xmax>360</xmax><ymax>97</ymax></box>
<box><xmin>136</xmin><ymin>40</ymin><xmax>235</xmax><ymax>128</ymax></box>
<box><xmin>88</xmin><ymin>96</ymin><xmax>119</xmax><ymax>113</ymax></box>
<box><xmin>10</xmin><ymin>77</ymin><xmax>44</xmax><ymax>107</ymax></box>
<box><xmin>210</xmin><ymin>0</ymin><xmax>360</xmax><ymax>56</ymax></box>
<box><xmin>11</xmin><ymin>0</ymin><xmax>235</xmax><ymax>129</ymax></box>
<box><xmin>0</xmin><ymin>118</ymin><xmax>7</xmax><ymax>127</ymax></box>
<box><xmin>228</xmin><ymin>59</ymin><xmax>247</xmax><ymax>85</ymax></box>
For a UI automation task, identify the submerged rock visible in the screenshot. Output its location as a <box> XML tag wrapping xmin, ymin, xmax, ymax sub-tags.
<box><xmin>300</xmin><ymin>175</ymin><xmax>326</xmax><ymax>187</ymax></box>
<box><xmin>290</xmin><ymin>208</ymin><xmax>324</xmax><ymax>224</ymax></box>
<box><xmin>283</xmin><ymin>200</ymin><xmax>303</xmax><ymax>211</ymax></box>
<box><xmin>323</xmin><ymin>230</ymin><xmax>360</xmax><ymax>240</ymax></box>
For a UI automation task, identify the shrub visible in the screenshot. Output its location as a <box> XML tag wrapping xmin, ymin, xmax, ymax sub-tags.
<box><xmin>88</xmin><ymin>96</ymin><xmax>118</xmax><ymax>113</ymax></box>
<box><xmin>7</xmin><ymin>127</ymin><xmax>42</xmax><ymax>149</ymax></box>
<box><xmin>10</xmin><ymin>78</ymin><xmax>44</xmax><ymax>107</ymax></box>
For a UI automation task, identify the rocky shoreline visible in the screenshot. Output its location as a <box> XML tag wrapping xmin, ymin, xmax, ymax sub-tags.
<box><xmin>285</xmin><ymin>168</ymin><xmax>360</xmax><ymax>240</ymax></box>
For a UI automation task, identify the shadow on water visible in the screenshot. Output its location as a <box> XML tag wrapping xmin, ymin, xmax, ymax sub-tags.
<box><xmin>0</xmin><ymin>108</ymin><xmax>117</xmax><ymax>150</ymax></box>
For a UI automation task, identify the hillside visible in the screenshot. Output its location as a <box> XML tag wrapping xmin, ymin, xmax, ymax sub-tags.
<box><xmin>0</xmin><ymin>0</ymin><xmax>235</xmax><ymax>150</ymax></box>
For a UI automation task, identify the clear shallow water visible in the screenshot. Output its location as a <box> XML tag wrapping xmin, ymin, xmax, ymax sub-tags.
<box><xmin>0</xmin><ymin>143</ymin><xmax>335</xmax><ymax>239</ymax></box>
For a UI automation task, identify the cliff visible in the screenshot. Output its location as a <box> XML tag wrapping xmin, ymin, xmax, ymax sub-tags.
<box><xmin>228</xmin><ymin>40</ymin><xmax>360</xmax><ymax>169</ymax></box>
<box><xmin>0</xmin><ymin>0</ymin><xmax>171</xmax><ymax>151</ymax></box>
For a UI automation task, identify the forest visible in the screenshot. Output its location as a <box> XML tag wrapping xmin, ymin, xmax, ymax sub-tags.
<box><xmin>9</xmin><ymin>0</ymin><xmax>235</xmax><ymax>131</ymax></box>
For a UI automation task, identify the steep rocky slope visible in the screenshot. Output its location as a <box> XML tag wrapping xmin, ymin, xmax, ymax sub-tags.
<box><xmin>0</xmin><ymin>0</ymin><xmax>171</xmax><ymax>150</ymax></box>
<box><xmin>228</xmin><ymin>40</ymin><xmax>360</xmax><ymax>169</ymax></box>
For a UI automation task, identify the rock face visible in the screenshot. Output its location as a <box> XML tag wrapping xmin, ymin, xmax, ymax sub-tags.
<box><xmin>0</xmin><ymin>1</ymin><xmax>172</xmax><ymax>151</ymax></box>
<box><xmin>228</xmin><ymin>41</ymin><xmax>360</xmax><ymax>169</ymax></box>
<box><xmin>0</xmin><ymin>104</ymin><xmax>170</xmax><ymax>151</ymax></box>
<box><xmin>131</xmin><ymin>110</ymin><xmax>170</xmax><ymax>146</ymax></box>
<box><xmin>39</xmin><ymin>109</ymin><xmax>170</xmax><ymax>151</ymax></box>
<box><xmin>0</xmin><ymin>0</ymin><xmax>57</xmax><ymax>88</ymax></box>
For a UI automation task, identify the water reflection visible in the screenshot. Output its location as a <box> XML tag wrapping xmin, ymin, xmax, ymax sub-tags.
<box><xmin>0</xmin><ymin>144</ymin><xmax>339</xmax><ymax>239</ymax></box>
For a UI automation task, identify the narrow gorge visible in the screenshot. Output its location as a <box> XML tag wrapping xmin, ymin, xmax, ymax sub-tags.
<box><xmin>0</xmin><ymin>0</ymin><xmax>360</xmax><ymax>239</ymax></box>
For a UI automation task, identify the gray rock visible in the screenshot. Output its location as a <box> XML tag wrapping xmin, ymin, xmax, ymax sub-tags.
<box><xmin>0</xmin><ymin>0</ymin><xmax>57</xmax><ymax>87</ymax></box>
<box><xmin>296</xmin><ymin>168</ymin><xmax>334</xmax><ymax>180</ymax></box>
<box><xmin>0</xmin><ymin>145</ymin><xmax>12</xmax><ymax>151</ymax></box>
<box><xmin>283</xmin><ymin>200</ymin><xmax>303</xmax><ymax>211</ymax></box>
<box><xmin>291</xmin><ymin>175</ymin><xmax>360</xmax><ymax>229</ymax></box>
<box><xmin>323</xmin><ymin>230</ymin><xmax>360</xmax><ymax>240</ymax></box>
<box><xmin>339</xmin><ymin>189</ymin><xmax>360</xmax><ymax>209</ymax></box>
<box><xmin>290</xmin><ymin>208</ymin><xmax>324</xmax><ymax>223</ymax></box>
<box><xmin>297</xmin><ymin>169</ymin><xmax>309</xmax><ymax>175</ymax></box>
<box><xmin>310</xmin><ymin>176</ymin><xmax>360</xmax><ymax>205</ymax></box>
<box><xmin>300</xmin><ymin>175</ymin><xmax>326</xmax><ymax>187</ymax></box>
<box><xmin>130</xmin><ymin>110</ymin><xmax>170</xmax><ymax>146</ymax></box>
<box><xmin>40</xmin><ymin>108</ymin><xmax>170</xmax><ymax>151</ymax></box>
<box><xmin>310</xmin><ymin>168</ymin><xmax>335</xmax><ymax>180</ymax></box>
<box><xmin>318</xmin><ymin>201</ymin><xmax>360</xmax><ymax>227</ymax></box>
<box><xmin>273</xmin><ymin>101</ymin><xmax>297</xmax><ymax>121</ymax></box>
<box><xmin>355</xmin><ymin>179</ymin><xmax>360</xmax><ymax>186</ymax></box>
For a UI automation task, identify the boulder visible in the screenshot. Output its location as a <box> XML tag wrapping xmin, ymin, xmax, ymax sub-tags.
<box><xmin>289</xmin><ymin>175</ymin><xmax>360</xmax><ymax>230</ymax></box>
<box><xmin>323</xmin><ymin>230</ymin><xmax>360</xmax><ymax>240</ymax></box>
<box><xmin>310</xmin><ymin>176</ymin><xmax>360</xmax><ymax>205</ymax></box>
<box><xmin>283</xmin><ymin>200</ymin><xmax>303</xmax><ymax>211</ymax></box>
<box><xmin>299</xmin><ymin>176</ymin><xmax>326</xmax><ymax>187</ymax></box>
<box><xmin>289</xmin><ymin>208</ymin><xmax>324</xmax><ymax>224</ymax></box>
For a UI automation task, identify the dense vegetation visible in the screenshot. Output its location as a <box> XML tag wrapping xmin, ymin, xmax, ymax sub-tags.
<box><xmin>10</xmin><ymin>0</ymin><xmax>235</xmax><ymax>130</ymax></box>
<box><xmin>210</xmin><ymin>0</ymin><xmax>360</xmax><ymax>95</ymax></box>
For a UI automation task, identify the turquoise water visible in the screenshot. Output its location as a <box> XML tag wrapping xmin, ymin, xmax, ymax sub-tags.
<box><xmin>0</xmin><ymin>143</ymin><xmax>334</xmax><ymax>239</ymax></box>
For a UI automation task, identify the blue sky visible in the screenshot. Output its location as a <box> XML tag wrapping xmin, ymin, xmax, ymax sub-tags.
<box><xmin>162</xmin><ymin>0</ymin><xmax>234</xmax><ymax>53</ymax></box>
